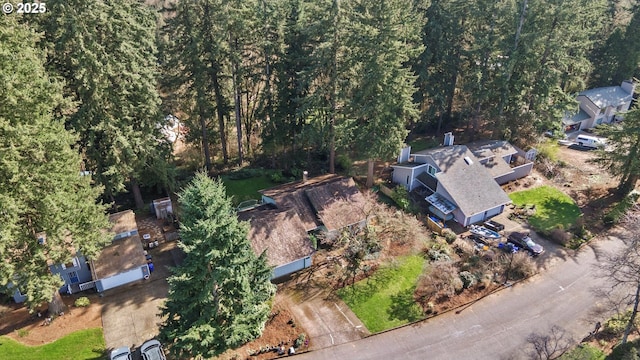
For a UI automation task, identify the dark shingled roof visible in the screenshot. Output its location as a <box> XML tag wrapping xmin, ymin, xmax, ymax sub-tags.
<box><xmin>304</xmin><ymin>177</ymin><xmax>367</xmax><ymax>231</ymax></box>
<box><xmin>238</xmin><ymin>205</ymin><xmax>314</xmax><ymax>267</ymax></box>
<box><xmin>260</xmin><ymin>174</ymin><xmax>367</xmax><ymax>232</ymax></box>
<box><xmin>92</xmin><ymin>235</ymin><xmax>147</xmax><ymax>280</ymax></box>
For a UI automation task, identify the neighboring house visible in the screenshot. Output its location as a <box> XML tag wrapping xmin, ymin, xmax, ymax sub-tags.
<box><xmin>239</xmin><ymin>174</ymin><xmax>368</xmax><ymax>280</ymax></box>
<box><xmin>392</xmin><ymin>133</ymin><xmax>534</xmax><ymax>226</ymax></box>
<box><xmin>8</xmin><ymin>211</ymin><xmax>150</xmax><ymax>303</ymax></box>
<box><xmin>159</xmin><ymin>114</ymin><xmax>184</xmax><ymax>143</ymax></box>
<box><xmin>10</xmin><ymin>234</ymin><xmax>94</xmax><ymax>303</ymax></box>
<box><xmin>563</xmin><ymin>80</ymin><xmax>636</xmax><ymax>132</ymax></box>
<box><xmin>88</xmin><ymin>210</ymin><xmax>150</xmax><ymax>293</ymax></box>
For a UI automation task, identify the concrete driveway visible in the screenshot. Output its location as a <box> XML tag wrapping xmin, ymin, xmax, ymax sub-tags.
<box><xmin>280</xmin><ymin>282</ymin><xmax>370</xmax><ymax>350</ymax></box>
<box><xmin>101</xmin><ymin>241</ymin><xmax>176</xmax><ymax>357</ymax></box>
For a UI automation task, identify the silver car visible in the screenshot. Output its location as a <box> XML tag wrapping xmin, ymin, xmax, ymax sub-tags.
<box><xmin>141</xmin><ymin>339</ymin><xmax>167</xmax><ymax>360</ymax></box>
<box><xmin>110</xmin><ymin>346</ymin><xmax>132</xmax><ymax>360</ymax></box>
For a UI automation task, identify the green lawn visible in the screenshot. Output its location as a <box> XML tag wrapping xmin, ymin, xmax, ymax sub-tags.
<box><xmin>221</xmin><ymin>174</ymin><xmax>278</xmax><ymax>206</ymax></box>
<box><xmin>509</xmin><ymin>185</ymin><xmax>581</xmax><ymax>232</ymax></box>
<box><xmin>337</xmin><ymin>255</ymin><xmax>425</xmax><ymax>333</ymax></box>
<box><xmin>0</xmin><ymin>328</ymin><xmax>105</xmax><ymax>360</ymax></box>
<box><xmin>407</xmin><ymin>136</ymin><xmax>439</xmax><ymax>152</ymax></box>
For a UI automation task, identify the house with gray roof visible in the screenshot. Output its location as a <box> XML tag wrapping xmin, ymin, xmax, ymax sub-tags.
<box><xmin>392</xmin><ymin>134</ymin><xmax>535</xmax><ymax>226</ymax></box>
<box><xmin>563</xmin><ymin>80</ymin><xmax>635</xmax><ymax>132</ymax></box>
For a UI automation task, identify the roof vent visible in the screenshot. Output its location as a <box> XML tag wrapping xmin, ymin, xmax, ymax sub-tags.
<box><xmin>464</xmin><ymin>156</ymin><xmax>473</xmax><ymax>165</ymax></box>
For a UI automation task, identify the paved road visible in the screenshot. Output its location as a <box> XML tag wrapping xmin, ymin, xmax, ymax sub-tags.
<box><xmin>297</xmin><ymin>235</ymin><xmax>626</xmax><ymax>360</ymax></box>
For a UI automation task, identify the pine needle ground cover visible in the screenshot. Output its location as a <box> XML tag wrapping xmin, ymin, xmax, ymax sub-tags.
<box><xmin>509</xmin><ymin>186</ymin><xmax>581</xmax><ymax>232</ymax></box>
<box><xmin>338</xmin><ymin>255</ymin><xmax>425</xmax><ymax>333</ymax></box>
<box><xmin>0</xmin><ymin>328</ymin><xmax>105</xmax><ymax>360</ymax></box>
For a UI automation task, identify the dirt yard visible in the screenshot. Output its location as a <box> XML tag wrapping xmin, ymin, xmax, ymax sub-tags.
<box><xmin>0</xmin><ymin>293</ymin><xmax>103</xmax><ymax>346</ymax></box>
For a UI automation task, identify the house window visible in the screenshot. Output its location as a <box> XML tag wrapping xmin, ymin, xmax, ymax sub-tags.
<box><xmin>406</xmin><ymin>176</ymin><xmax>410</xmax><ymax>185</ymax></box>
<box><xmin>67</xmin><ymin>271</ymin><xmax>79</xmax><ymax>283</ymax></box>
<box><xmin>427</xmin><ymin>165</ymin><xmax>437</xmax><ymax>176</ymax></box>
<box><xmin>61</xmin><ymin>257</ymin><xmax>80</xmax><ymax>270</ymax></box>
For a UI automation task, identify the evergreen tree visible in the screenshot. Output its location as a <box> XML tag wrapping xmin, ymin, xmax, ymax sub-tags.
<box><xmin>39</xmin><ymin>0</ymin><xmax>170</xmax><ymax>208</ymax></box>
<box><xmin>159</xmin><ymin>173</ymin><xmax>275</xmax><ymax>358</ymax></box>
<box><xmin>0</xmin><ymin>17</ymin><xmax>111</xmax><ymax>311</ymax></box>
<box><xmin>302</xmin><ymin>0</ymin><xmax>351</xmax><ymax>174</ymax></box>
<box><xmin>265</xmin><ymin>0</ymin><xmax>312</xmax><ymax>169</ymax></box>
<box><xmin>343</xmin><ymin>0</ymin><xmax>422</xmax><ymax>187</ymax></box>
<box><xmin>591</xmin><ymin>105</ymin><xmax>640</xmax><ymax>195</ymax></box>
<box><xmin>413</xmin><ymin>0</ymin><xmax>462</xmax><ymax>134</ymax></box>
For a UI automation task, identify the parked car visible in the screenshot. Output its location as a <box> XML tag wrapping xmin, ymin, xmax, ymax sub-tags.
<box><xmin>575</xmin><ymin>134</ymin><xmax>606</xmax><ymax>149</ymax></box>
<box><xmin>141</xmin><ymin>339</ymin><xmax>166</xmax><ymax>360</ymax></box>
<box><xmin>483</xmin><ymin>219</ymin><xmax>505</xmax><ymax>233</ymax></box>
<box><xmin>507</xmin><ymin>232</ymin><xmax>544</xmax><ymax>256</ymax></box>
<box><xmin>110</xmin><ymin>346</ymin><xmax>132</xmax><ymax>360</ymax></box>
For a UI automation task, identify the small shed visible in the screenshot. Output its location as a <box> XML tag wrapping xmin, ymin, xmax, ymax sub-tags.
<box><xmin>152</xmin><ymin>197</ymin><xmax>173</xmax><ymax>220</ymax></box>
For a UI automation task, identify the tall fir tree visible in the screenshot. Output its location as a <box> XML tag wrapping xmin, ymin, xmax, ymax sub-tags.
<box><xmin>591</xmin><ymin>104</ymin><xmax>640</xmax><ymax>195</ymax></box>
<box><xmin>265</xmin><ymin>0</ymin><xmax>312</xmax><ymax>169</ymax></box>
<box><xmin>414</xmin><ymin>0</ymin><xmax>463</xmax><ymax>134</ymax></box>
<box><xmin>0</xmin><ymin>16</ymin><xmax>111</xmax><ymax>312</ymax></box>
<box><xmin>343</xmin><ymin>0</ymin><xmax>422</xmax><ymax>187</ymax></box>
<box><xmin>38</xmin><ymin>0</ymin><xmax>170</xmax><ymax>208</ymax></box>
<box><xmin>159</xmin><ymin>173</ymin><xmax>275</xmax><ymax>358</ymax></box>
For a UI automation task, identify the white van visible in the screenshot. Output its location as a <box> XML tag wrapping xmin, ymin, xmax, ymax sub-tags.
<box><xmin>575</xmin><ymin>134</ymin><xmax>606</xmax><ymax>149</ymax></box>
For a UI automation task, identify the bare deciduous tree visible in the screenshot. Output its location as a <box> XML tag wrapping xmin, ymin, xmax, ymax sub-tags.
<box><xmin>526</xmin><ymin>325</ymin><xmax>574</xmax><ymax>360</ymax></box>
<box><xmin>597</xmin><ymin>215</ymin><xmax>640</xmax><ymax>344</ymax></box>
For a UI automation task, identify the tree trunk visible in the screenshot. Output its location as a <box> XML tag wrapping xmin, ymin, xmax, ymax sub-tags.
<box><xmin>231</xmin><ymin>35</ymin><xmax>243</xmax><ymax>166</ymax></box>
<box><xmin>212</xmin><ymin>71</ymin><xmax>229</xmax><ymax>165</ymax></box>
<box><xmin>328</xmin><ymin>0</ymin><xmax>340</xmax><ymax>174</ymax></box>
<box><xmin>329</xmin><ymin>118</ymin><xmax>336</xmax><ymax>173</ymax></box>
<box><xmin>131</xmin><ymin>178</ymin><xmax>145</xmax><ymax>210</ymax></box>
<box><xmin>49</xmin><ymin>291</ymin><xmax>68</xmax><ymax>316</ymax></box>
<box><xmin>622</xmin><ymin>282</ymin><xmax>640</xmax><ymax>344</ymax></box>
<box><xmin>366</xmin><ymin>159</ymin><xmax>375</xmax><ymax>188</ymax></box>
<box><xmin>199</xmin><ymin>112</ymin><xmax>212</xmax><ymax>173</ymax></box>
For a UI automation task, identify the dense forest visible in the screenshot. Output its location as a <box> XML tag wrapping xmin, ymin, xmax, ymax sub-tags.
<box><xmin>6</xmin><ymin>0</ymin><xmax>640</xmax><ymax>197</ymax></box>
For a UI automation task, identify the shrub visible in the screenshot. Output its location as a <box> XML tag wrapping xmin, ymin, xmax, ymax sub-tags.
<box><xmin>270</xmin><ymin>170</ymin><xmax>284</xmax><ymax>183</ymax></box>
<box><xmin>427</xmin><ymin>249</ymin><xmax>451</xmax><ymax>262</ymax></box>
<box><xmin>603</xmin><ymin>310</ymin><xmax>637</xmax><ymax>336</ymax></box>
<box><xmin>415</xmin><ymin>261</ymin><xmax>459</xmax><ymax>305</ymax></box>
<box><xmin>336</xmin><ymin>154</ymin><xmax>352</xmax><ymax>172</ymax></box>
<box><xmin>390</xmin><ymin>186</ymin><xmax>411</xmax><ymax>211</ymax></box>
<box><xmin>604</xmin><ymin>191</ymin><xmax>640</xmax><ymax>226</ymax></box>
<box><xmin>227</xmin><ymin>168</ymin><xmax>264</xmax><ymax>180</ymax></box>
<box><xmin>16</xmin><ymin>329</ymin><xmax>29</xmax><ymax>337</ymax></box>
<box><xmin>452</xmin><ymin>276</ymin><xmax>464</xmax><ymax>293</ymax></box>
<box><xmin>550</xmin><ymin>226</ymin><xmax>572</xmax><ymax>246</ymax></box>
<box><xmin>74</xmin><ymin>296</ymin><xmax>91</xmax><ymax>307</ymax></box>
<box><xmin>500</xmin><ymin>252</ymin><xmax>536</xmax><ymax>281</ymax></box>
<box><xmin>294</xmin><ymin>333</ymin><xmax>306</xmax><ymax>348</ymax></box>
<box><xmin>442</xmin><ymin>229</ymin><xmax>457</xmax><ymax>244</ymax></box>
<box><xmin>459</xmin><ymin>271</ymin><xmax>477</xmax><ymax>289</ymax></box>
